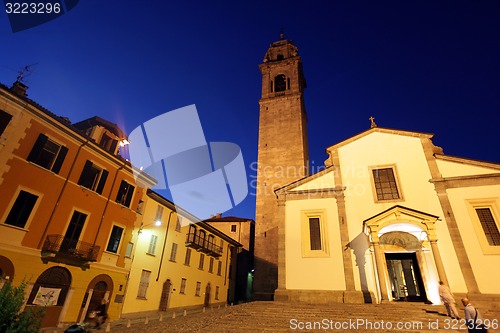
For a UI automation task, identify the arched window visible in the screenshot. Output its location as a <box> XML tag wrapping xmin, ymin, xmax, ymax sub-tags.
<box><xmin>274</xmin><ymin>74</ymin><xmax>286</xmax><ymax>92</ymax></box>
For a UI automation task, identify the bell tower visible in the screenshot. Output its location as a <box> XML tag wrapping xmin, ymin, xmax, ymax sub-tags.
<box><xmin>253</xmin><ymin>34</ymin><xmax>309</xmax><ymax>300</ymax></box>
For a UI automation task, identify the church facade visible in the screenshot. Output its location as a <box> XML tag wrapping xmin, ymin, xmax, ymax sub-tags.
<box><xmin>254</xmin><ymin>36</ymin><xmax>500</xmax><ymax>308</ymax></box>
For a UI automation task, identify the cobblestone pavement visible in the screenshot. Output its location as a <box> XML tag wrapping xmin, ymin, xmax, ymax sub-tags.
<box><xmin>47</xmin><ymin>301</ymin><xmax>500</xmax><ymax>333</ymax></box>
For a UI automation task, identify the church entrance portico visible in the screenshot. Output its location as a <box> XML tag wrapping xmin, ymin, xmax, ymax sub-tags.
<box><xmin>363</xmin><ymin>205</ymin><xmax>445</xmax><ymax>304</ymax></box>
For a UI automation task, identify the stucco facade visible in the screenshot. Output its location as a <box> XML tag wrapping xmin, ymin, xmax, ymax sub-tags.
<box><xmin>275</xmin><ymin>127</ymin><xmax>500</xmax><ymax>308</ymax></box>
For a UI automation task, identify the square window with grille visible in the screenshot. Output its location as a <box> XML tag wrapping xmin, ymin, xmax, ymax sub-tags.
<box><xmin>372</xmin><ymin>168</ymin><xmax>400</xmax><ymax>201</ymax></box>
<box><xmin>476</xmin><ymin>208</ymin><xmax>500</xmax><ymax>246</ymax></box>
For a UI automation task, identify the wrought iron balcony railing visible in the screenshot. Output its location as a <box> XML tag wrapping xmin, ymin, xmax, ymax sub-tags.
<box><xmin>42</xmin><ymin>235</ymin><xmax>100</xmax><ymax>263</ymax></box>
<box><xmin>186</xmin><ymin>232</ymin><xmax>222</xmax><ymax>257</ymax></box>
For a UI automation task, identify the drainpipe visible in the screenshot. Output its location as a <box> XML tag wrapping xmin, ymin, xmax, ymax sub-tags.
<box><xmin>92</xmin><ymin>163</ymin><xmax>125</xmax><ymax>248</ymax></box>
<box><xmin>38</xmin><ymin>139</ymin><xmax>89</xmax><ymax>249</ymax></box>
<box><xmin>156</xmin><ymin>211</ymin><xmax>174</xmax><ymax>281</ymax></box>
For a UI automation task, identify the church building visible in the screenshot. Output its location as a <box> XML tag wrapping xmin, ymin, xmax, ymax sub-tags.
<box><xmin>254</xmin><ymin>36</ymin><xmax>500</xmax><ymax>308</ymax></box>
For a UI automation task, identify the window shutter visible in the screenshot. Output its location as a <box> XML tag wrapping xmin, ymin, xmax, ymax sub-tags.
<box><xmin>51</xmin><ymin>146</ymin><xmax>68</xmax><ymax>174</ymax></box>
<box><xmin>96</xmin><ymin>169</ymin><xmax>109</xmax><ymax>194</ymax></box>
<box><xmin>27</xmin><ymin>134</ymin><xmax>48</xmax><ymax>162</ymax></box>
<box><xmin>124</xmin><ymin>184</ymin><xmax>134</xmax><ymax>207</ymax></box>
<box><xmin>78</xmin><ymin>160</ymin><xmax>93</xmax><ymax>186</ymax></box>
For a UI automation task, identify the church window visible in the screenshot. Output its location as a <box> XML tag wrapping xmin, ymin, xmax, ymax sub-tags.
<box><xmin>301</xmin><ymin>210</ymin><xmax>329</xmax><ymax>258</ymax></box>
<box><xmin>476</xmin><ymin>208</ymin><xmax>500</xmax><ymax>246</ymax></box>
<box><xmin>274</xmin><ymin>74</ymin><xmax>287</xmax><ymax>92</ymax></box>
<box><xmin>371</xmin><ymin>167</ymin><xmax>401</xmax><ymax>201</ymax></box>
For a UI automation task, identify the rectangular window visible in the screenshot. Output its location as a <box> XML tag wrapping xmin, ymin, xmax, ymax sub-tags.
<box><xmin>217</xmin><ymin>260</ymin><xmax>222</xmax><ymax>276</ymax></box>
<box><xmin>215</xmin><ymin>286</ymin><xmax>219</xmax><ymax>300</ymax></box>
<box><xmin>27</xmin><ymin>134</ymin><xmax>68</xmax><ymax>174</ymax></box>
<box><xmin>61</xmin><ymin>211</ymin><xmax>87</xmax><ymax>252</ymax></box>
<box><xmin>372</xmin><ymin>168</ymin><xmax>400</xmax><ymax>201</ymax></box>
<box><xmin>230</xmin><ymin>224</ymin><xmax>237</xmax><ymax>233</ymax></box>
<box><xmin>198</xmin><ymin>253</ymin><xmax>205</xmax><ymax>270</ymax></box>
<box><xmin>301</xmin><ymin>210</ymin><xmax>329</xmax><ymax>258</ymax></box>
<box><xmin>175</xmin><ymin>217</ymin><xmax>182</xmax><ymax>232</ymax></box>
<box><xmin>78</xmin><ymin>160</ymin><xmax>108</xmax><ymax>194</ymax></box>
<box><xmin>309</xmin><ymin>218</ymin><xmax>322</xmax><ymax>250</ymax></box>
<box><xmin>0</xmin><ymin>110</ymin><xmax>13</xmax><ymax>137</ymax></box>
<box><xmin>476</xmin><ymin>208</ymin><xmax>500</xmax><ymax>246</ymax></box>
<box><xmin>116</xmin><ymin>180</ymin><xmax>134</xmax><ymax>207</ymax></box>
<box><xmin>180</xmin><ymin>278</ymin><xmax>186</xmax><ymax>294</ymax></box>
<box><xmin>169</xmin><ymin>243</ymin><xmax>178</xmax><ymax>262</ymax></box>
<box><xmin>155</xmin><ymin>205</ymin><xmax>163</xmax><ymax>223</ymax></box>
<box><xmin>137</xmin><ymin>270</ymin><xmax>151</xmax><ymax>298</ymax></box>
<box><xmin>147</xmin><ymin>234</ymin><xmax>158</xmax><ymax>255</ymax></box>
<box><xmin>106</xmin><ymin>225</ymin><xmax>124</xmax><ymax>253</ymax></box>
<box><xmin>195</xmin><ymin>282</ymin><xmax>201</xmax><ymax>296</ymax></box>
<box><xmin>125</xmin><ymin>242</ymin><xmax>134</xmax><ymax>258</ymax></box>
<box><xmin>4</xmin><ymin>190</ymin><xmax>38</xmax><ymax>228</ymax></box>
<box><xmin>209</xmin><ymin>257</ymin><xmax>214</xmax><ymax>273</ymax></box>
<box><xmin>184</xmin><ymin>248</ymin><xmax>191</xmax><ymax>266</ymax></box>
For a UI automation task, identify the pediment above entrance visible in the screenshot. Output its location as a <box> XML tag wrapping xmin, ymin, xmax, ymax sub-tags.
<box><xmin>363</xmin><ymin>205</ymin><xmax>440</xmax><ymax>242</ymax></box>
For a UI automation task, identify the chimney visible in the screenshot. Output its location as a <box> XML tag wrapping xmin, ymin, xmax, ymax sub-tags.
<box><xmin>10</xmin><ymin>81</ymin><xmax>28</xmax><ymax>97</ymax></box>
<box><xmin>215</xmin><ymin>213</ymin><xmax>222</xmax><ymax>218</ymax></box>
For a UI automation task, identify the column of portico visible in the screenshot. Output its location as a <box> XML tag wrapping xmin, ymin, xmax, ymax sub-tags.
<box><xmin>425</xmin><ymin>224</ymin><xmax>449</xmax><ymax>286</ymax></box>
<box><xmin>368</xmin><ymin>227</ymin><xmax>389</xmax><ymax>302</ymax></box>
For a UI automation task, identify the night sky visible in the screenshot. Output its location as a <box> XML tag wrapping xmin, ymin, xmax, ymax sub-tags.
<box><xmin>1</xmin><ymin>1</ymin><xmax>499</xmax><ymax>220</ymax></box>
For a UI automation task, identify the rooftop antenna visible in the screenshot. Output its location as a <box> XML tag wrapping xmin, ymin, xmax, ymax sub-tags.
<box><xmin>16</xmin><ymin>63</ymin><xmax>37</xmax><ymax>84</ymax></box>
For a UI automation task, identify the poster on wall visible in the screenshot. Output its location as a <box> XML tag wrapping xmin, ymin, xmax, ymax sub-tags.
<box><xmin>32</xmin><ymin>287</ymin><xmax>61</xmax><ymax>306</ymax></box>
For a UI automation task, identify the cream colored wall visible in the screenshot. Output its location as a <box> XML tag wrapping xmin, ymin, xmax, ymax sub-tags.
<box><xmin>285</xmin><ymin>197</ymin><xmax>345</xmax><ymax>290</ymax></box>
<box><xmin>293</xmin><ymin>172</ymin><xmax>335</xmax><ymax>191</ymax></box>
<box><xmin>122</xmin><ymin>198</ymin><xmax>231</xmax><ymax>315</ymax></box>
<box><xmin>336</xmin><ymin>132</ymin><xmax>467</xmax><ymax>294</ymax></box>
<box><xmin>436</xmin><ymin>159</ymin><xmax>499</xmax><ymax>178</ymax></box>
<box><xmin>447</xmin><ymin>185</ymin><xmax>500</xmax><ymax>294</ymax></box>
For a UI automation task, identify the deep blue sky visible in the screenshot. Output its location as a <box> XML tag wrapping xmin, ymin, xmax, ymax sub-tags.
<box><xmin>1</xmin><ymin>1</ymin><xmax>499</xmax><ymax>220</ymax></box>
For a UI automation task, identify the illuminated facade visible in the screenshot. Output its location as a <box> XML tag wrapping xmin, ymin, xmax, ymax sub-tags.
<box><xmin>122</xmin><ymin>191</ymin><xmax>241</xmax><ymax>315</ymax></box>
<box><xmin>0</xmin><ymin>81</ymin><xmax>155</xmax><ymax>327</ymax></box>
<box><xmin>273</xmin><ymin>126</ymin><xmax>500</xmax><ymax>308</ymax></box>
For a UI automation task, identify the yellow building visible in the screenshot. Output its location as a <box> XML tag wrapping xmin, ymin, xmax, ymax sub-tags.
<box><xmin>0</xmin><ymin>81</ymin><xmax>155</xmax><ymax>327</ymax></box>
<box><xmin>273</xmin><ymin>125</ymin><xmax>500</xmax><ymax>309</ymax></box>
<box><xmin>122</xmin><ymin>190</ymin><xmax>241</xmax><ymax>316</ymax></box>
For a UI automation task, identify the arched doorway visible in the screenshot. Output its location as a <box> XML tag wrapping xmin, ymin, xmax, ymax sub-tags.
<box><xmin>0</xmin><ymin>255</ymin><xmax>15</xmax><ymax>288</ymax></box>
<box><xmin>204</xmin><ymin>283</ymin><xmax>211</xmax><ymax>307</ymax></box>
<box><xmin>79</xmin><ymin>274</ymin><xmax>113</xmax><ymax>322</ymax></box>
<box><xmin>159</xmin><ymin>279</ymin><xmax>171</xmax><ymax>311</ymax></box>
<box><xmin>27</xmin><ymin>266</ymin><xmax>72</xmax><ymax>327</ymax></box>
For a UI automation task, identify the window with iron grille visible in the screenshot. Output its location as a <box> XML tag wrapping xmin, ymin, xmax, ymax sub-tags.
<box><xmin>78</xmin><ymin>160</ymin><xmax>108</xmax><ymax>194</ymax></box>
<box><xmin>372</xmin><ymin>168</ymin><xmax>400</xmax><ymax>201</ymax></box>
<box><xmin>4</xmin><ymin>190</ymin><xmax>38</xmax><ymax>228</ymax></box>
<box><xmin>28</xmin><ymin>134</ymin><xmax>68</xmax><ymax>174</ymax></box>
<box><xmin>476</xmin><ymin>208</ymin><xmax>500</xmax><ymax>246</ymax></box>
<box><xmin>137</xmin><ymin>270</ymin><xmax>151</xmax><ymax>298</ymax></box>
<box><xmin>106</xmin><ymin>225</ymin><xmax>124</xmax><ymax>253</ymax></box>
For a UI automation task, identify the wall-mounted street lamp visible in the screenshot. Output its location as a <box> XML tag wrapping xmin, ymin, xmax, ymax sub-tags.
<box><xmin>138</xmin><ymin>220</ymin><xmax>162</xmax><ymax>234</ymax></box>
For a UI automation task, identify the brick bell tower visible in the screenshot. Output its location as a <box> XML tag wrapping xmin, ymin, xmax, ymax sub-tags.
<box><xmin>253</xmin><ymin>34</ymin><xmax>309</xmax><ymax>300</ymax></box>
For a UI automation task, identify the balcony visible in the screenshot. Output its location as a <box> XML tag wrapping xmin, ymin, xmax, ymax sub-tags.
<box><xmin>41</xmin><ymin>235</ymin><xmax>100</xmax><ymax>266</ymax></box>
<box><xmin>185</xmin><ymin>232</ymin><xmax>222</xmax><ymax>257</ymax></box>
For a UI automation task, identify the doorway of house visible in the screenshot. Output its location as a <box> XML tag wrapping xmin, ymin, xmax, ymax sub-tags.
<box><xmin>159</xmin><ymin>279</ymin><xmax>171</xmax><ymax>311</ymax></box>
<box><xmin>386</xmin><ymin>252</ymin><xmax>427</xmax><ymax>302</ymax></box>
